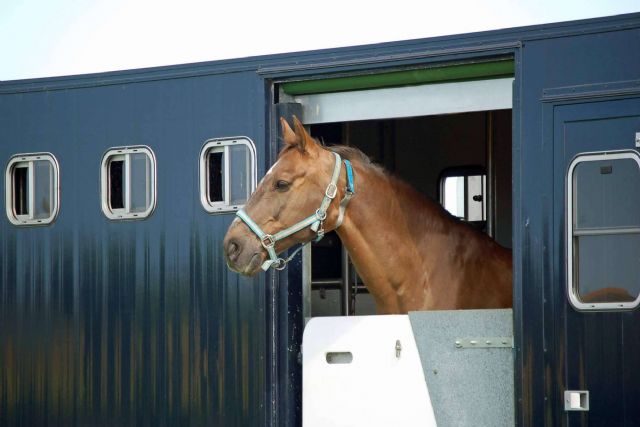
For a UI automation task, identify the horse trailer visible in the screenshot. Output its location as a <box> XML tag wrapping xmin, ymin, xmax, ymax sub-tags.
<box><xmin>1</xmin><ymin>12</ymin><xmax>640</xmax><ymax>426</ymax></box>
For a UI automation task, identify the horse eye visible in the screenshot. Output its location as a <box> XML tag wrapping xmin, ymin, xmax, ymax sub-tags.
<box><xmin>275</xmin><ymin>180</ymin><xmax>290</xmax><ymax>192</ymax></box>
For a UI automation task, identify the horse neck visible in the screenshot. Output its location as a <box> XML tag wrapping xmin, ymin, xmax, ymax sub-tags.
<box><xmin>334</xmin><ymin>162</ymin><xmax>455</xmax><ymax>312</ymax></box>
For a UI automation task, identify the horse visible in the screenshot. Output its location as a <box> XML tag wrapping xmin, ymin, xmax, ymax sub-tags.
<box><xmin>224</xmin><ymin>116</ymin><xmax>512</xmax><ymax>314</ymax></box>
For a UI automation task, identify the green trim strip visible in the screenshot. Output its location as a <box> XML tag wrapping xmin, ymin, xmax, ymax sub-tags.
<box><xmin>282</xmin><ymin>60</ymin><xmax>514</xmax><ymax>96</ymax></box>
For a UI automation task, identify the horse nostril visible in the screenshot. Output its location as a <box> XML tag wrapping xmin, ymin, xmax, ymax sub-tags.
<box><xmin>226</xmin><ymin>240</ymin><xmax>241</xmax><ymax>261</ymax></box>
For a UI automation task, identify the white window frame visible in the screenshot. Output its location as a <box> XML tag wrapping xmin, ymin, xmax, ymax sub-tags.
<box><xmin>100</xmin><ymin>146</ymin><xmax>156</xmax><ymax>220</ymax></box>
<box><xmin>199</xmin><ymin>137</ymin><xmax>257</xmax><ymax>214</ymax></box>
<box><xmin>439</xmin><ymin>168</ymin><xmax>487</xmax><ymax>222</ymax></box>
<box><xmin>5</xmin><ymin>152</ymin><xmax>60</xmax><ymax>226</ymax></box>
<box><xmin>566</xmin><ymin>149</ymin><xmax>640</xmax><ymax>311</ymax></box>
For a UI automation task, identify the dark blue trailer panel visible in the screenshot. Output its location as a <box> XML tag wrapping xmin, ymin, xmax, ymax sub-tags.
<box><xmin>1</xmin><ymin>12</ymin><xmax>639</xmax><ymax>427</ymax></box>
<box><xmin>518</xmin><ymin>25</ymin><xmax>640</xmax><ymax>426</ymax></box>
<box><xmin>0</xmin><ymin>70</ymin><xmax>270</xmax><ymax>426</ymax></box>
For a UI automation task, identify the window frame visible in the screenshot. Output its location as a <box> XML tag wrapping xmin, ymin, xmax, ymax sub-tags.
<box><xmin>5</xmin><ymin>152</ymin><xmax>60</xmax><ymax>226</ymax></box>
<box><xmin>100</xmin><ymin>146</ymin><xmax>157</xmax><ymax>220</ymax></box>
<box><xmin>438</xmin><ymin>165</ymin><xmax>487</xmax><ymax>223</ymax></box>
<box><xmin>199</xmin><ymin>137</ymin><xmax>257</xmax><ymax>214</ymax></box>
<box><xmin>566</xmin><ymin>149</ymin><xmax>640</xmax><ymax>311</ymax></box>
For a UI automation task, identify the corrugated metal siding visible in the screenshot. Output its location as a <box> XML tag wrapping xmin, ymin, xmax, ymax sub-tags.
<box><xmin>0</xmin><ymin>71</ymin><xmax>268</xmax><ymax>426</ymax></box>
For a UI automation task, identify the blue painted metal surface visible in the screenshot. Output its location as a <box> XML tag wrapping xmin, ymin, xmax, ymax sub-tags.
<box><xmin>519</xmin><ymin>26</ymin><xmax>640</xmax><ymax>426</ymax></box>
<box><xmin>0</xmin><ymin>72</ymin><xmax>269</xmax><ymax>426</ymax></box>
<box><xmin>550</xmin><ymin>99</ymin><xmax>640</xmax><ymax>425</ymax></box>
<box><xmin>0</xmin><ymin>11</ymin><xmax>639</xmax><ymax>427</ymax></box>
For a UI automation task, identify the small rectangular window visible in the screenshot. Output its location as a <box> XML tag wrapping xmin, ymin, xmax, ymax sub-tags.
<box><xmin>101</xmin><ymin>146</ymin><xmax>156</xmax><ymax>220</ymax></box>
<box><xmin>440</xmin><ymin>167</ymin><xmax>487</xmax><ymax>223</ymax></box>
<box><xmin>567</xmin><ymin>150</ymin><xmax>640</xmax><ymax>310</ymax></box>
<box><xmin>109</xmin><ymin>157</ymin><xmax>125</xmax><ymax>209</ymax></box>
<box><xmin>208</xmin><ymin>151</ymin><xmax>224</xmax><ymax>203</ymax></box>
<box><xmin>5</xmin><ymin>153</ymin><xmax>60</xmax><ymax>226</ymax></box>
<box><xmin>129</xmin><ymin>153</ymin><xmax>151</xmax><ymax>213</ymax></box>
<box><xmin>13</xmin><ymin>165</ymin><xmax>29</xmax><ymax>216</ymax></box>
<box><xmin>199</xmin><ymin>137</ymin><xmax>256</xmax><ymax>213</ymax></box>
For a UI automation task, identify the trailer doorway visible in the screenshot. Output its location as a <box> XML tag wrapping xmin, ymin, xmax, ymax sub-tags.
<box><xmin>277</xmin><ymin>70</ymin><xmax>514</xmax><ymax>318</ymax></box>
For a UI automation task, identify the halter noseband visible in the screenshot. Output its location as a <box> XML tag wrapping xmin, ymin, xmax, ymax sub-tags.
<box><xmin>236</xmin><ymin>152</ymin><xmax>355</xmax><ymax>271</ymax></box>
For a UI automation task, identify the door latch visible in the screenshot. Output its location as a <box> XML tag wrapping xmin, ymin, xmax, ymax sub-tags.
<box><xmin>564</xmin><ymin>390</ymin><xmax>589</xmax><ymax>411</ymax></box>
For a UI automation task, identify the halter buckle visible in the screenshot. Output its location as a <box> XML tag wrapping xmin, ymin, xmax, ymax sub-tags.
<box><xmin>325</xmin><ymin>183</ymin><xmax>338</xmax><ymax>199</ymax></box>
<box><xmin>261</xmin><ymin>234</ymin><xmax>275</xmax><ymax>249</ymax></box>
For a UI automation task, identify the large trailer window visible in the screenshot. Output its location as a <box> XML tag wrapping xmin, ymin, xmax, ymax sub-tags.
<box><xmin>199</xmin><ymin>137</ymin><xmax>256</xmax><ymax>214</ymax></box>
<box><xmin>567</xmin><ymin>150</ymin><xmax>640</xmax><ymax>310</ymax></box>
<box><xmin>101</xmin><ymin>146</ymin><xmax>156</xmax><ymax>220</ymax></box>
<box><xmin>5</xmin><ymin>153</ymin><xmax>60</xmax><ymax>226</ymax></box>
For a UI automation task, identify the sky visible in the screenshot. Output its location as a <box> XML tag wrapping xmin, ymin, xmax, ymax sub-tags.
<box><xmin>1</xmin><ymin>0</ymin><xmax>638</xmax><ymax>82</ymax></box>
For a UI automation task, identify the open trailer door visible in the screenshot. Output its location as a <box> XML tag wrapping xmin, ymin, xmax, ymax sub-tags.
<box><xmin>518</xmin><ymin>18</ymin><xmax>640</xmax><ymax>426</ymax></box>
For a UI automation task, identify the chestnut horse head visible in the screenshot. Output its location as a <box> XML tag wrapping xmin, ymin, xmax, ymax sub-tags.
<box><xmin>224</xmin><ymin>116</ymin><xmax>512</xmax><ymax>314</ymax></box>
<box><xmin>224</xmin><ymin>116</ymin><xmax>351</xmax><ymax>276</ymax></box>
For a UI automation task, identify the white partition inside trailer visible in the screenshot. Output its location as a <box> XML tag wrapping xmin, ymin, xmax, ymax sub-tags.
<box><xmin>303</xmin><ymin>315</ymin><xmax>437</xmax><ymax>427</ymax></box>
<box><xmin>303</xmin><ymin>310</ymin><xmax>514</xmax><ymax>427</ymax></box>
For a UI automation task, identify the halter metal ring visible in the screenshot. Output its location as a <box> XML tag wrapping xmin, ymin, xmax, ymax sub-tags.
<box><xmin>261</xmin><ymin>234</ymin><xmax>276</xmax><ymax>249</ymax></box>
<box><xmin>325</xmin><ymin>183</ymin><xmax>338</xmax><ymax>199</ymax></box>
<box><xmin>315</xmin><ymin>209</ymin><xmax>327</xmax><ymax>221</ymax></box>
<box><xmin>274</xmin><ymin>258</ymin><xmax>287</xmax><ymax>270</ymax></box>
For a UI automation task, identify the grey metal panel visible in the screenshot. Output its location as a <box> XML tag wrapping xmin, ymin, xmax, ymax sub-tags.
<box><xmin>409</xmin><ymin>309</ymin><xmax>514</xmax><ymax>427</ymax></box>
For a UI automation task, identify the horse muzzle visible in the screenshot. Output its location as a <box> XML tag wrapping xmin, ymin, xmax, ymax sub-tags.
<box><xmin>223</xmin><ymin>222</ymin><xmax>267</xmax><ymax>276</ymax></box>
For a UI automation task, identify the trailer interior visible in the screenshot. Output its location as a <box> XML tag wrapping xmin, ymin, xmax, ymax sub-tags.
<box><xmin>305</xmin><ymin>109</ymin><xmax>513</xmax><ymax>316</ymax></box>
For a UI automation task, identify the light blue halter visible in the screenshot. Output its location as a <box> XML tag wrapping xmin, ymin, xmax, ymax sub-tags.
<box><xmin>236</xmin><ymin>152</ymin><xmax>355</xmax><ymax>271</ymax></box>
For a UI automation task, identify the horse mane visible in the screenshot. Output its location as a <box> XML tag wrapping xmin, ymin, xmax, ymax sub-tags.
<box><xmin>282</xmin><ymin>140</ymin><xmax>492</xmax><ymax>240</ymax></box>
<box><xmin>325</xmin><ymin>144</ymin><xmax>491</xmax><ymax>238</ymax></box>
<box><xmin>326</xmin><ymin>145</ymin><xmax>373</xmax><ymax>165</ymax></box>
<box><xmin>279</xmin><ymin>138</ymin><xmax>465</xmax><ymax>232</ymax></box>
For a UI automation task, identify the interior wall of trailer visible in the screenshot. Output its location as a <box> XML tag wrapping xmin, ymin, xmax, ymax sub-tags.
<box><xmin>312</xmin><ymin>110</ymin><xmax>512</xmax><ymax>247</ymax></box>
<box><xmin>308</xmin><ymin>109</ymin><xmax>512</xmax><ymax>316</ymax></box>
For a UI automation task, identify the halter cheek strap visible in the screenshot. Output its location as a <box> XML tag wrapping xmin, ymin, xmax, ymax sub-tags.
<box><xmin>236</xmin><ymin>152</ymin><xmax>355</xmax><ymax>271</ymax></box>
<box><xmin>335</xmin><ymin>159</ymin><xmax>355</xmax><ymax>228</ymax></box>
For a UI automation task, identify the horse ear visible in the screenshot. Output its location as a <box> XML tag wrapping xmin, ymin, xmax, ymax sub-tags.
<box><xmin>280</xmin><ymin>117</ymin><xmax>301</xmax><ymax>148</ymax></box>
<box><xmin>292</xmin><ymin>115</ymin><xmax>320</xmax><ymax>155</ymax></box>
<box><xmin>280</xmin><ymin>116</ymin><xmax>319</xmax><ymax>154</ymax></box>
